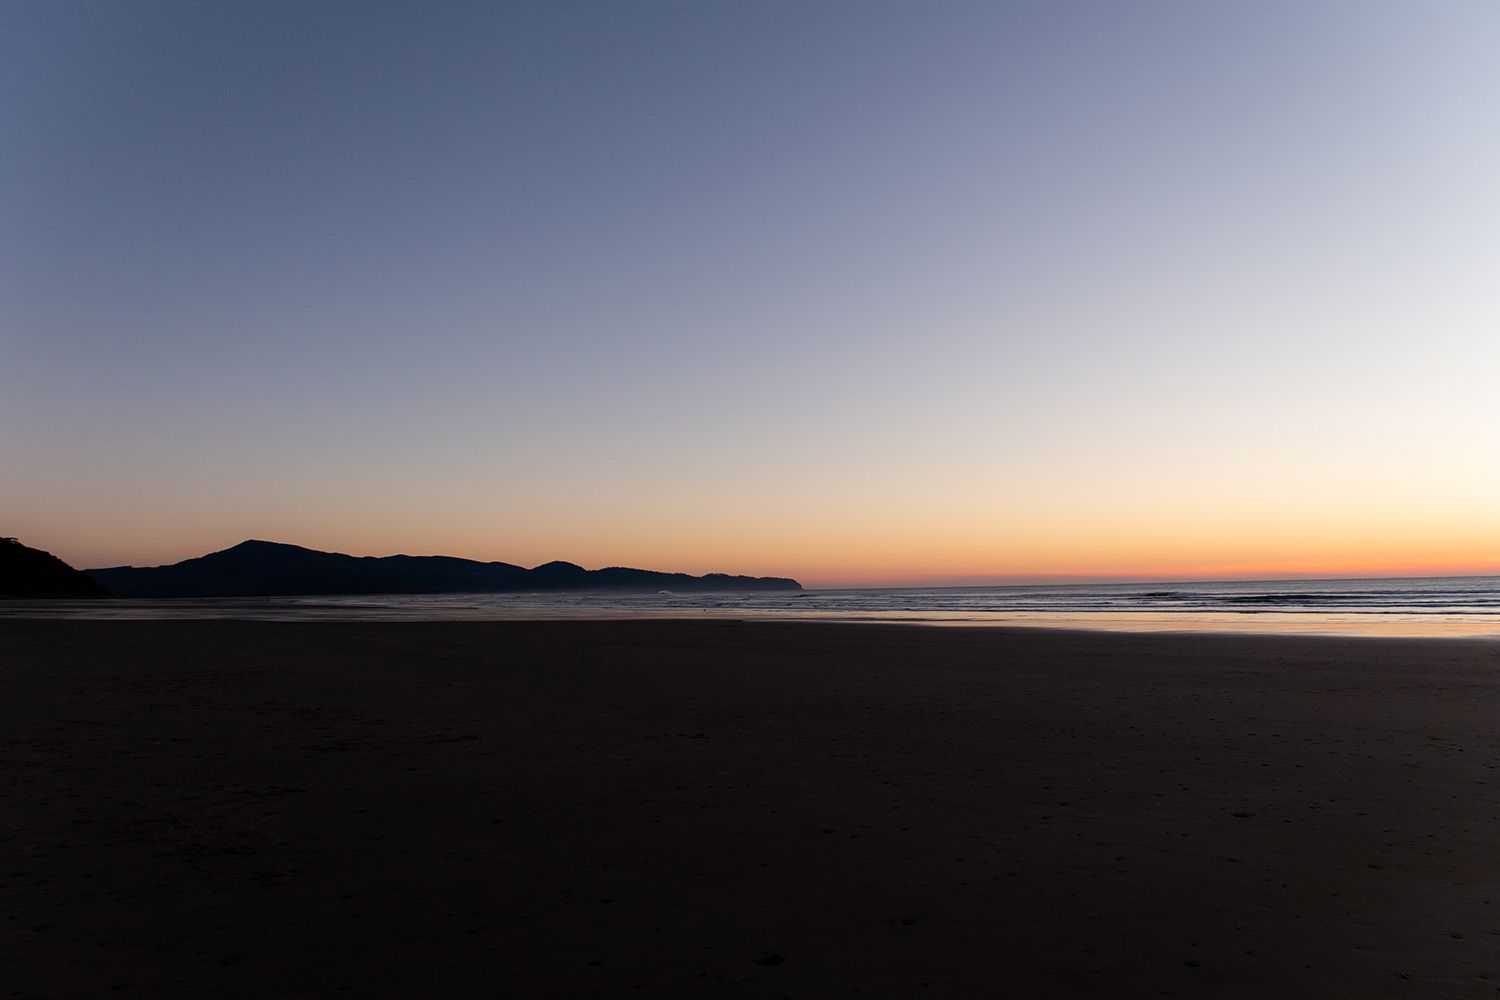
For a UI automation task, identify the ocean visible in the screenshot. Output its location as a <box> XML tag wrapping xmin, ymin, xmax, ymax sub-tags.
<box><xmin>6</xmin><ymin>575</ymin><xmax>1500</xmax><ymax>637</ymax></box>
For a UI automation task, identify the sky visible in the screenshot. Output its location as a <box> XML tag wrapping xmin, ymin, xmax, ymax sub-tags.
<box><xmin>3</xmin><ymin>0</ymin><xmax>1498</xmax><ymax>587</ymax></box>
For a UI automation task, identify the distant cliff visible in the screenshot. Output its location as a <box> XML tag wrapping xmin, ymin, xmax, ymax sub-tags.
<box><xmin>87</xmin><ymin>540</ymin><xmax>801</xmax><ymax>598</ymax></box>
<box><xmin>1</xmin><ymin>537</ymin><xmax>111</xmax><ymax>598</ymax></box>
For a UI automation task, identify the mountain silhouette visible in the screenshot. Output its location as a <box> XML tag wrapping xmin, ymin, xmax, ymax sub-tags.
<box><xmin>87</xmin><ymin>540</ymin><xmax>801</xmax><ymax>598</ymax></box>
<box><xmin>1</xmin><ymin>537</ymin><xmax>111</xmax><ymax>598</ymax></box>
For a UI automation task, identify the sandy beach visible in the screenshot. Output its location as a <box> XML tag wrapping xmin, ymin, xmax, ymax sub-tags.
<box><xmin>5</xmin><ymin>620</ymin><xmax>1499</xmax><ymax>998</ymax></box>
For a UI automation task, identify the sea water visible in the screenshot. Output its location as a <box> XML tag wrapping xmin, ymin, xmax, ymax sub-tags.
<box><xmin>6</xmin><ymin>575</ymin><xmax>1500</xmax><ymax>637</ymax></box>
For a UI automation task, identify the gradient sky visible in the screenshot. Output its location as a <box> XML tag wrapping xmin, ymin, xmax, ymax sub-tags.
<box><xmin>4</xmin><ymin>1</ymin><xmax>1498</xmax><ymax>586</ymax></box>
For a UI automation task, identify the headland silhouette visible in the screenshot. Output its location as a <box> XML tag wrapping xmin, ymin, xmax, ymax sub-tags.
<box><xmin>85</xmin><ymin>539</ymin><xmax>801</xmax><ymax>598</ymax></box>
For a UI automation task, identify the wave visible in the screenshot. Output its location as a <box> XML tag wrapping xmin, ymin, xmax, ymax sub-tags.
<box><xmin>1220</xmin><ymin>593</ymin><xmax>1348</xmax><ymax>605</ymax></box>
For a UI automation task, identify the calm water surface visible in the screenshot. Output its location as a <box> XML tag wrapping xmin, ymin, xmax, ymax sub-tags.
<box><xmin>6</xmin><ymin>576</ymin><xmax>1500</xmax><ymax>637</ymax></box>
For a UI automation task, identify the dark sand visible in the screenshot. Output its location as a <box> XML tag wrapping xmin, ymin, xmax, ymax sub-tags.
<box><xmin>4</xmin><ymin>620</ymin><xmax>1499</xmax><ymax>998</ymax></box>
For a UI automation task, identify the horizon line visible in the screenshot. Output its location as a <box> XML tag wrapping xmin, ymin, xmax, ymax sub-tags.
<box><xmin>813</xmin><ymin>569</ymin><xmax>1500</xmax><ymax>591</ymax></box>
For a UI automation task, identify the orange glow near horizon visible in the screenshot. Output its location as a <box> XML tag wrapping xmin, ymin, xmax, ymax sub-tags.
<box><xmin>21</xmin><ymin>506</ymin><xmax>1499</xmax><ymax>590</ymax></box>
<box><xmin>12</xmin><ymin>400</ymin><xmax>1499</xmax><ymax>590</ymax></box>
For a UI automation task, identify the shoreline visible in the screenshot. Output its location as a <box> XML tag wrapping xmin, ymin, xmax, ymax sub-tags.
<box><xmin>4</xmin><ymin>599</ymin><xmax>1500</xmax><ymax>638</ymax></box>
<box><xmin>7</xmin><ymin>619</ymin><xmax>1500</xmax><ymax>997</ymax></box>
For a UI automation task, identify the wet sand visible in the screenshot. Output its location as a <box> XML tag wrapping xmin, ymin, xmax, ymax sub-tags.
<box><xmin>4</xmin><ymin>620</ymin><xmax>1499</xmax><ymax>997</ymax></box>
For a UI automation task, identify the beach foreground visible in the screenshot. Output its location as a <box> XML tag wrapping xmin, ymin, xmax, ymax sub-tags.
<box><xmin>5</xmin><ymin>620</ymin><xmax>1499</xmax><ymax>998</ymax></box>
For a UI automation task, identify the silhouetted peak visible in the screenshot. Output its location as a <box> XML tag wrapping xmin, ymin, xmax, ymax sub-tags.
<box><xmin>533</xmin><ymin>560</ymin><xmax>585</xmax><ymax>572</ymax></box>
<box><xmin>220</xmin><ymin>539</ymin><xmax>323</xmax><ymax>556</ymax></box>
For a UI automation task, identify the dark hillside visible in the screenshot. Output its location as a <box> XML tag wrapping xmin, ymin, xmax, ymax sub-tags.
<box><xmin>0</xmin><ymin>538</ymin><xmax>111</xmax><ymax>598</ymax></box>
<box><xmin>88</xmin><ymin>540</ymin><xmax>800</xmax><ymax>598</ymax></box>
